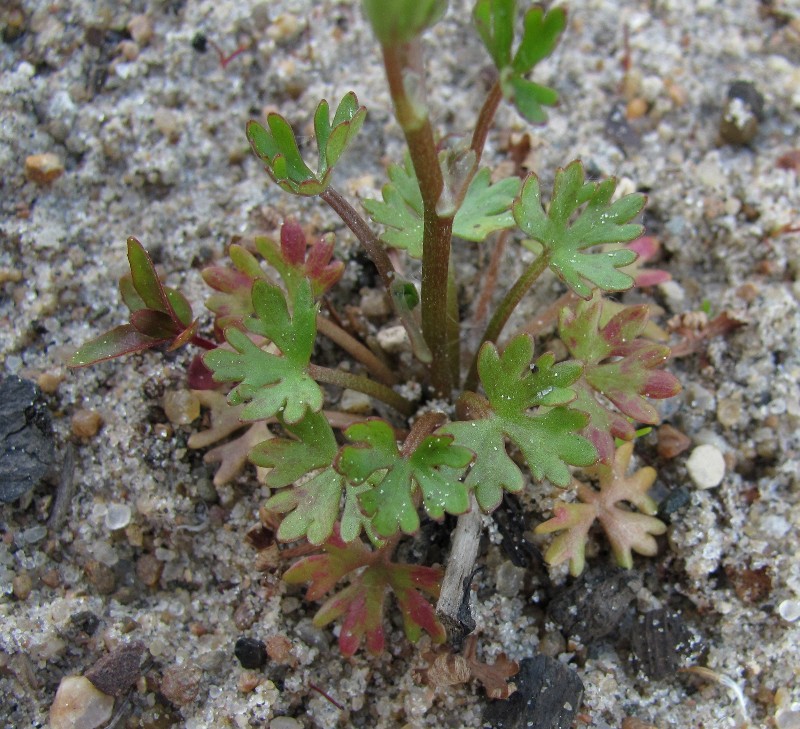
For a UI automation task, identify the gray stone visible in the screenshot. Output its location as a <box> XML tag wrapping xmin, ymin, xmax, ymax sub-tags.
<box><xmin>0</xmin><ymin>376</ymin><xmax>55</xmax><ymax>503</ymax></box>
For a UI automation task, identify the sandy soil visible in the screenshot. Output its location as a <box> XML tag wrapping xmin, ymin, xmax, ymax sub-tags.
<box><xmin>1</xmin><ymin>0</ymin><xmax>799</xmax><ymax>727</ymax></box>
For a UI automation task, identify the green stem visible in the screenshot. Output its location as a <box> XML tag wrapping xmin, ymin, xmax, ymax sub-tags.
<box><xmin>470</xmin><ymin>80</ymin><xmax>503</xmax><ymax>163</ymax></box>
<box><xmin>320</xmin><ymin>187</ymin><xmax>396</xmax><ymax>289</ymax></box>
<box><xmin>382</xmin><ymin>41</ymin><xmax>454</xmax><ymax>396</ymax></box>
<box><xmin>464</xmin><ymin>252</ymin><xmax>549</xmax><ymax>392</ymax></box>
<box><xmin>315</xmin><ymin>315</ymin><xmax>398</xmax><ymax>386</ymax></box>
<box><xmin>307</xmin><ymin>364</ymin><xmax>414</xmax><ymax>417</ymax></box>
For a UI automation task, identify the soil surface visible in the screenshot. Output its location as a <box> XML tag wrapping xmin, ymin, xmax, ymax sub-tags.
<box><xmin>1</xmin><ymin>1</ymin><xmax>799</xmax><ymax>728</ymax></box>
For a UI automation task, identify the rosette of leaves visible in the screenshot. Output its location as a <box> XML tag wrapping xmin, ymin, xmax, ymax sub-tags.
<box><xmin>473</xmin><ymin>0</ymin><xmax>567</xmax><ymax>123</ymax></box>
<box><xmin>363</xmin><ymin>156</ymin><xmax>520</xmax><ymax>257</ymax></box>
<box><xmin>535</xmin><ymin>442</ymin><xmax>667</xmax><ymax>576</ymax></box>
<box><xmin>70</xmin><ymin>238</ymin><xmax>198</xmax><ymax>367</ymax></box>
<box><xmin>284</xmin><ymin>529</ymin><xmax>446</xmax><ymax>656</ymax></box>
<box><xmin>514</xmin><ymin>160</ymin><xmax>646</xmax><ymax>297</ymax></box>
<box><xmin>246</xmin><ymin>92</ymin><xmax>366</xmax><ymax>196</ymax></box>
<box><xmin>558</xmin><ymin>295</ymin><xmax>681</xmax><ymax>462</ymax></box>
<box><xmin>444</xmin><ymin>334</ymin><xmax>597</xmax><ymax>512</ymax></box>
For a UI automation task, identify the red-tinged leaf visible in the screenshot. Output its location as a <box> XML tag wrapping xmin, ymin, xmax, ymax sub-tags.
<box><xmin>69</xmin><ymin>324</ymin><xmax>167</xmax><ymax>367</ymax></box>
<box><xmin>165</xmin><ymin>287</ymin><xmax>194</xmax><ymax>327</ymax></box>
<box><xmin>127</xmin><ymin>237</ymin><xmax>171</xmax><ymax>314</ymax></box>
<box><xmin>559</xmin><ymin>297</ymin><xmax>680</xmax><ymax>461</ymax></box>
<box><xmin>280</xmin><ymin>220</ymin><xmax>307</xmax><ymax>266</ymax></box>
<box><xmin>536</xmin><ymin>442</ymin><xmax>667</xmax><ymax>575</ymax></box>
<box><xmin>119</xmin><ymin>274</ymin><xmax>146</xmax><ymax>312</ymax></box>
<box><xmin>620</xmin><ymin>236</ymin><xmax>671</xmax><ymax>288</ymax></box>
<box><xmin>130</xmin><ymin>309</ymin><xmax>179</xmax><ymax>339</ymax></box>
<box><xmin>284</xmin><ymin>531</ymin><xmax>445</xmax><ymax>655</ymax></box>
<box><xmin>187</xmin><ymin>354</ymin><xmax>219</xmax><ymax>390</ymax></box>
<box><xmin>167</xmin><ymin>319</ymin><xmax>199</xmax><ymax>351</ymax></box>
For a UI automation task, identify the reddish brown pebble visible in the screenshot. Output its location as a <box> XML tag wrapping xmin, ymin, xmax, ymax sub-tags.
<box><xmin>234</xmin><ymin>601</ymin><xmax>257</xmax><ymax>631</ymax></box>
<box><xmin>724</xmin><ymin>565</ymin><xmax>772</xmax><ymax>603</ymax></box>
<box><xmin>41</xmin><ymin>569</ymin><xmax>61</xmax><ymax>588</ymax></box>
<box><xmin>776</xmin><ymin>149</ymin><xmax>800</xmax><ymax>172</ymax></box>
<box><xmin>265</xmin><ymin>635</ymin><xmax>296</xmax><ymax>666</ymax></box>
<box><xmin>160</xmin><ymin>664</ymin><xmax>201</xmax><ymax>706</ymax></box>
<box><xmin>656</xmin><ymin>424</ymin><xmax>691</xmax><ymax>459</ymax></box>
<box><xmin>84</xmin><ymin>560</ymin><xmax>117</xmax><ymax>595</ymax></box>
<box><xmin>621</xmin><ymin>719</ymin><xmax>659</xmax><ymax>729</ymax></box>
<box><xmin>135</xmin><ymin>553</ymin><xmax>163</xmax><ymax>587</ymax></box>
<box><xmin>127</xmin><ymin>14</ymin><xmax>153</xmax><ymax>46</ymax></box>
<box><xmin>85</xmin><ymin>642</ymin><xmax>145</xmax><ymax>697</ymax></box>
<box><xmin>71</xmin><ymin>409</ymin><xmax>103</xmax><ymax>438</ymax></box>
<box><xmin>25</xmin><ymin>153</ymin><xmax>64</xmax><ymax>185</ymax></box>
<box><xmin>12</xmin><ymin>572</ymin><xmax>33</xmax><ymax>600</ymax></box>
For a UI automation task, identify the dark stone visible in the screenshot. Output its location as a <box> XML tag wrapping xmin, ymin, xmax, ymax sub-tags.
<box><xmin>0</xmin><ymin>376</ymin><xmax>55</xmax><ymax>503</ymax></box>
<box><xmin>482</xmin><ymin>655</ymin><xmax>584</xmax><ymax>729</ymax></box>
<box><xmin>85</xmin><ymin>642</ymin><xmax>146</xmax><ymax>697</ymax></box>
<box><xmin>605</xmin><ymin>103</ymin><xmax>640</xmax><ymax>153</ymax></box>
<box><xmin>727</xmin><ymin>80</ymin><xmax>765</xmax><ymax>120</ymax></box>
<box><xmin>493</xmin><ymin>495</ymin><xmax>536</xmax><ymax>568</ymax></box>
<box><xmin>234</xmin><ymin>637</ymin><xmax>267</xmax><ymax>669</ymax></box>
<box><xmin>547</xmin><ymin>567</ymin><xmax>641</xmax><ymax>643</ymax></box>
<box><xmin>630</xmin><ymin>609</ymin><xmax>698</xmax><ymax>680</ymax></box>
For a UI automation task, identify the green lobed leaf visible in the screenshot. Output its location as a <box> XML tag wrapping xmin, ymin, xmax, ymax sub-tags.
<box><xmin>443</xmin><ymin>334</ymin><xmax>595</xmax><ymax>509</ymax></box>
<box><xmin>203</xmin><ymin>279</ymin><xmax>322</xmax><ymax>424</ymax></box>
<box><xmin>473</xmin><ymin>0</ymin><xmax>565</xmax><ymax>123</ymax></box>
<box><xmin>336</xmin><ymin>419</ymin><xmax>472</xmax><ymax>537</ymax></box>
<box><xmin>250</xmin><ymin>410</ymin><xmax>337</xmax><ymax>488</ymax></box>
<box><xmin>514</xmin><ymin>161</ymin><xmax>645</xmax><ymax>298</ymax></box>
<box><xmin>363</xmin><ymin>159</ymin><xmax>519</xmax><ymax>257</ymax></box>
<box><xmin>247</xmin><ymin>93</ymin><xmax>365</xmax><ymax>197</ymax></box>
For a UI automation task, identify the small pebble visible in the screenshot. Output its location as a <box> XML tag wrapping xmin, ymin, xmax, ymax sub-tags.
<box><xmin>686</xmin><ymin>444</ymin><xmax>726</xmax><ymax>489</ymax></box>
<box><xmin>37</xmin><ymin>370</ymin><xmax>64</xmax><ymax>394</ymax></box>
<box><xmin>657</xmin><ymin>424</ymin><xmax>691</xmax><ymax>459</ymax></box>
<box><xmin>49</xmin><ymin>675</ymin><xmax>114</xmax><ymax>729</ymax></box>
<box><xmin>12</xmin><ymin>572</ymin><xmax>33</xmax><ymax>600</ymax></box>
<box><xmin>359</xmin><ymin>288</ymin><xmax>391</xmax><ymax>318</ymax></box>
<box><xmin>25</xmin><ymin>153</ymin><xmax>64</xmax><ymax>185</ymax></box>
<box><xmin>162</xmin><ymin>390</ymin><xmax>199</xmax><ymax>425</ymax></box>
<box><xmin>85</xmin><ymin>643</ymin><xmax>145</xmax><ymax>697</ymax></box>
<box><xmin>136</xmin><ymin>553</ymin><xmax>163</xmax><ymax>587</ymax></box>
<box><xmin>267</xmin><ymin>13</ymin><xmax>302</xmax><ymax>44</ymax></box>
<box><xmin>71</xmin><ymin>409</ymin><xmax>103</xmax><ymax>438</ymax></box>
<box><xmin>626</xmin><ymin>97</ymin><xmax>648</xmax><ymax>120</ymax></box>
<box><xmin>265</xmin><ymin>635</ymin><xmax>295</xmax><ymax>666</ymax></box>
<box><xmin>116</xmin><ymin>40</ymin><xmax>139</xmax><ymax>61</ymax></box>
<box><xmin>778</xmin><ymin>599</ymin><xmax>800</xmax><ymax>622</ymax></box>
<box><xmin>339</xmin><ymin>389</ymin><xmax>372</xmax><ymax>414</ymax></box>
<box><xmin>238</xmin><ymin>671</ymin><xmax>262</xmax><ymax>693</ymax></box>
<box><xmin>127</xmin><ymin>15</ymin><xmax>153</xmax><ymax>46</ymax></box>
<box><xmin>234</xmin><ymin>637</ymin><xmax>267</xmax><ymax>669</ymax></box>
<box><xmin>720</xmin><ymin>80</ymin><xmax>764</xmax><ymax>146</ymax></box>
<box><xmin>104</xmin><ymin>503</ymin><xmax>132</xmax><ymax>531</ymax></box>
<box><xmin>160</xmin><ymin>664</ymin><xmax>202</xmax><ymax>706</ymax></box>
<box><xmin>270</xmin><ymin>718</ymin><xmax>303</xmax><ymax>729</ymax></box>
<box><xmin>376</xmin><ymin>324</ymin><xmax>410</xmax><ymax>354</ymax></box>
<box><xmin>621</xmin><ymin>719</ymin><xmax>658</xmax><ymax>729</ymax></box>
<box><xmin>84</xmin><ymin>560</ymin><xmax>117</xmax><ymax>595</ymax></box>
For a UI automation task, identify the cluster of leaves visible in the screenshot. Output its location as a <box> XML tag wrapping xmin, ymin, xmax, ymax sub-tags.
<box><xmin>70</xmin><ymin>0</ymin><xmax>682</xmax><ymax>659</ymax></box>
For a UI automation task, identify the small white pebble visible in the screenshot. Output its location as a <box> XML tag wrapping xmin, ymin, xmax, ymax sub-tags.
<box><xmin>105</xmin><ymin>503</ymin><xmax>132</xmax><ymax>531</ymax></box>
<box><xmin>339</xmin><ymin>389</ymin><xmax>372</xmax><ymax>414</ymax></box>
<box><xmin>50</xmin><ymin>676</ymin><xmax>114</xmax><ymax>729</ymax></box>
<box><xmin>270</xmin><ymin>718</ymin><xmax>303</xmax><ymax>729</ymax></box>
<box><xmin>778</xmin><ymin>599</ymin><xmax>800</xmax><ymax>622</ymax></box>
<box><xmin>686</xmin><ymin>444</ymin><xmax>725</xmax><ymax>489</ymax></box>
<box><xmin>376</xmin><ymin>325</ymin><xmax>410</xmax><ymax>354</ymax></box>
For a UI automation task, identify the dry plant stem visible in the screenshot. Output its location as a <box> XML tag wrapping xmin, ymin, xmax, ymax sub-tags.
<box><xmin>436</xmin><ymin>493</ymin><xmax>481</xmax><ymax>641</ymax></box>
<box><xmin>315</xmin><ymin>314</ymin><xmax>398</xmax><ymax>386</ymax></box>
<box><xmin>382</xmin><ymin>41</ymin><xmax>454</xmax><ymax>396</ymax></box>
<box><xmin>472</xmin><ymin>229</ymin><xmax>510</xmax><ymax>328</ymax></box>
<box><xmin>470</xmin><ymin>80</ymin><xmax>503</xmax><ymax>163</ymax></box>
<box><xmin>306</xmin><ymin>363</ymin><xmax>414</xmax><ymax>417</ymax></box>
<box><xmin>465</xmin><ymin>251</ymin><xmax>549</xmax><ymax>392</ymax></box>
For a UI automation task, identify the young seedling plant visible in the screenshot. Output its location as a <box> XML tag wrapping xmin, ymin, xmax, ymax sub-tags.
<box><xmin>71</xmin><ymin>0</ymin><xmax>680</xmax><ymax>669</ymax></box>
